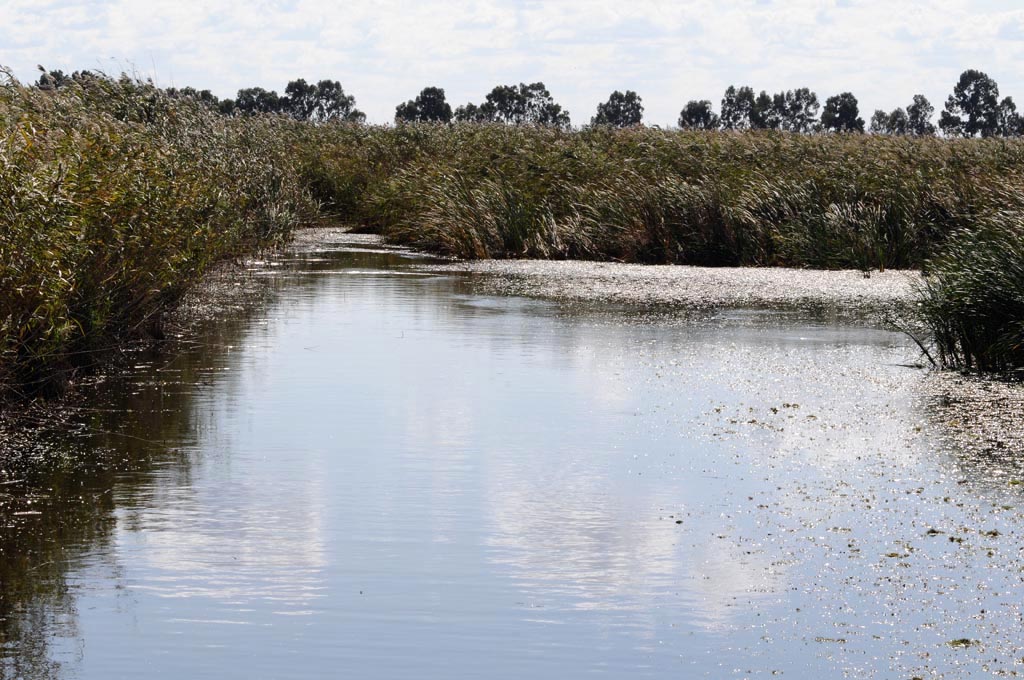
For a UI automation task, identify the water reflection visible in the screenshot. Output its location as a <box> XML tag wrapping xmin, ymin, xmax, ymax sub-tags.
<box><xmin>0</xmin><ymin>235</ymin><xmax>1022</xmax><ymax>678</ymax></box>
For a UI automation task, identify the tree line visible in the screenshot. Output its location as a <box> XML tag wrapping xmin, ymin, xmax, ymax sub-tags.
<box><xmin>37</xmin><ymin>69</ymin><xmax>366</xmax><ymax>122</ymax></box>
<box><xmin>35</xmin><ymin>67</ymin><xmax>1023</xmax><ymax>137</ymax></box>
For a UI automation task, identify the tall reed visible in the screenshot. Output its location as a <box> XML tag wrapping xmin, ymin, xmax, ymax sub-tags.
<box><xmin>331</xmin><ymin>125</ymin><xmax>1024</xmax><ymax>269</ymax></box>
<box><xmin>917</xmin><ymin>218</ymin><xmax>1024</xmax><ymax>372</ymax></box>
<box><xmin>0</xmin><ymin>72</ymin><xmax>316</xmax><ymax>397</ymax></box>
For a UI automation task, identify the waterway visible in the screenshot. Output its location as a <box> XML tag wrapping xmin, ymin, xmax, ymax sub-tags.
<box><xmin>1</xmin><ymin>233</ymin><xmax>1021</xmax><ymax>679</ymax></box>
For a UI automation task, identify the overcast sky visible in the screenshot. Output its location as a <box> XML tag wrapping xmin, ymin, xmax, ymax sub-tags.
<box><xmin>3</xmin><ymin>0</ymin><xmax>1024</xmax><ymax>126</ymax></box>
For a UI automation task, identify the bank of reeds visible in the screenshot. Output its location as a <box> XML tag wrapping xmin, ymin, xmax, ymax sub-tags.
<box><xmin>0</xmin><ymin>72</ymin><xmax>317</xmax><ymax>398</ymax></box>
<box><xmin>347</xmin><ymin>125</ymin><xmax>1024</xmax><ymax>269</ymax></box>
<box><xmin>917</xmin><ymin>219</ymin><xmax>1024</xmax><ymax>372</ymax></box>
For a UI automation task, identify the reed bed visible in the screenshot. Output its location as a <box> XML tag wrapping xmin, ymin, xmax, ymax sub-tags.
<box><xmin>0</xmin><ymin>73</ymin><xmax>317</xmax><ymax>398</ymax></box>
<box><xmin>341</xmin><ymin>125</ymin><xmax>1024</xmax><ymax>270</ymax></box>
<box><xmin>917</xmin><ymin>218</ymin><xmax>1024</xmax><ymax>372</ymax></box>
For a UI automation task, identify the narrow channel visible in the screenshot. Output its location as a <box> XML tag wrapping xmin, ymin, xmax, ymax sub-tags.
<box><xmin>1</xmin><ymin>233</ymin><xmax>1020</xmax><ymax>679</ymax></box>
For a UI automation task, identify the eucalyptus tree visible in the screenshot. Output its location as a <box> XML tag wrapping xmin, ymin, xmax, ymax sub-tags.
<box><xmin>284</xmin><ymin>79</ymin><xmax>364</xmax><ymax>122</ymax></box>
<box><xmin>234</xmin><ymin>87</ymin><xmax>283</xmax><ymax>115</ymax></box>
<box><xmin>453</xmin><ymin>103</ymin><xmax>489</xmax><ymax>122</ymax></box>
<box><xmin>678</xmin><ymin>100</ymin><xmax>720</xmax><ymax>129</ymax></box>
<box><xmin>720</xmin><ymin>85</ymin><xmax>756</xmax><ymax>129</ymax></box>
<box><xmin>821</xmin><ymin>92</ymin><xmax>864</xmax><ymax>132</ymax></box>
<box><xmin>906</xmin><ymin>95</ymin><xmax>936</xmax><ymax>135</ymax></box>
<box><xmin>592</xmin><ymin>90</ymin><xmax>644</xmax><ymax>127</ymax></box>
<box><xmin>35</xmin><ymin>68</ymin><xmax>71</xmax><ymax>90</ymax></box>
<box><xmin>870</xmin><ymin>108</ymin><xmax>908</xmax><ymax>135</ymax></box>
<box><xmin>998</xmin><ymin>97</ymin><xmax>1023</xmax><ymax>136</ymax></box>
<box><xmin>751</xmin><ymin>91</ymin><xmax>778</xmax><ymax>129</ymax></box>
<box><xmin>396</xmin><ymin>87</ymin><xmax>453</xmax><ymax>123</ymax></box>
<box><xmin>772</xmin><ymin>88</ymin><xmax>819</xmax><ymax>133</ymax></box>
<box><xmin>939</xmin><ymin>70</ymin><xmax>1000</xmax><ymax>137</ymax></box>
<box><xmin>456</xmin><ymin>82</ymin><xmax>570</xmax><ymax>127</ymax></box>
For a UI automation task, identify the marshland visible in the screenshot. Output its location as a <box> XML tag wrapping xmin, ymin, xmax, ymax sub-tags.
<box><xmin>1</xmin><ymin>65</ymin><xmax>1024</xmax><ymax>679</ymax></box>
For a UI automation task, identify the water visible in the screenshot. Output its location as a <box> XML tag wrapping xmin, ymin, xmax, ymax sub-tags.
<box><xmin>2</xmin><ymin>234</ymin><xmax>1022</xmax><ymax>678</ymax></box>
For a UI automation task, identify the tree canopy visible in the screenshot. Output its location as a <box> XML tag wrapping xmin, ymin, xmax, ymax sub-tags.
<box><xmin>678</xmin><ymin>100</ymin><xmax>720</xmax><ymax>130</ymax></box>
<box><xmin>997</xmin><ymin>96</ymin><xmax>1023</xmax><ymax>136</ymax></box>
<box><xmin>591</xmin><ymin>90</ymin><xmax>644</xmax><ymax>127</ymax></box>
<box><xmin>455</xmin><ymin>82</ymin><xmax>570</xmax><ymax>127</ymax></box>
<box><xmin>870</xmin><ymin>108</ymin><xmax>908</xmax><ymax>135</ymax></box>
<box><xmin>821</xmin><ymin>92</ymin><xmax>864</xmax><ymax>132</ymax></box>
<box><xmin>229</xmin><ymin>79</ymin><xmax>363</xmax><ymax>121</ymax></box>
<box><xmin>773</xmin><ymin>88</ymin><xmax>820</xmax><ymax>133</ymax></box>
<box><xmin>396</xmin><ymin>87</ymin><xmax>453</xmax><ymax>123</ymax></box>
<box><xmin>719</xmin><ymin>86</ymin><xmax>819</xmax><ymax>131</ymax></box>
<box><xmin>939</xmin><ymin>70</ymin><xmax>1001</xmax><ymax>137</ymax></box>
<box><xmin>234</xmin><ymin>87</ymin><xmax>283</xmax><ymax>115</ymax></box>
<box><xmin>720</xmin><ymin>86</ymin><xmax>757</xmax><ymax>130</ymax></box>
<box><xmin>906</xmin><ymin>95</ymin><xmax>936</xmax><ymax>135</ymax></box>
<box><xmin>870</xmin><ymin>95</ymin><xmax>935</xmax><ymax>136</ymax></box>
<box><xmin>27</xmin><ymin>64</ymin><xmax>1024</xmax><ymax>138</ymax></box>
<box><xmin>283</xmin><ymin>79</ymin><xmax>364</xmax><ymax>122</ymax></box>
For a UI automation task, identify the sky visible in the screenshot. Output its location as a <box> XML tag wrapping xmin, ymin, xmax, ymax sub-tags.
<box><xmin>3</xmin><ymin>0</ymin><xmax>1024</xmax><ymax>126</ymax></box>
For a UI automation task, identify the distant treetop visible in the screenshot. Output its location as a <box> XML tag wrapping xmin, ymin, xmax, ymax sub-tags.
<box><xmin>26</xmin><ymin>65</ymin><xmax>1024</xmax><ymax>138</ymax></box>
<box><xmin>821</xmin><ymin>92</ymin><xmax>864</xmax><ymax>133</ymax></box>
<box><xmin>592</xmin><ymin>90</ymin><xmax>644</xmax><ymax>127</ymax></box>
<box><xmin>454</xmin><ymin>82</ymin><xmax>570</xmax><ymax>127</ymax></box>
<box><xmin>396</xmin><ymin>87</ymin><xmax>453</xmax><ymax>123</ymax></box>
<box><xmin>678</xmin><ymin>100</ymin><xmax>720</xmax><ymax>130</ymax></box>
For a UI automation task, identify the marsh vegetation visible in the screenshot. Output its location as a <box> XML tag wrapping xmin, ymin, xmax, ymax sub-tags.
<box><xmin>2</xmin><ymin>68</ymin><xmax>1023</xmax><ymax>401</ymax></box>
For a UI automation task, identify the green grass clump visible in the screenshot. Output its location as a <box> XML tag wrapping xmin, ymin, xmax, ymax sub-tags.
<box><xmin>918</xmin><ymin>218</ymin><xmax>1024</xmax><ymax>372</ymax></box>
<box><xmin>0</xmin><ymin>71</ymin><xmax>318</xmax><ymax>398</ymax></box>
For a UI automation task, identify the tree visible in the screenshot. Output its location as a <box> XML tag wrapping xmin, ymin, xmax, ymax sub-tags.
<box><xmin>821</xmin><ymin>92</ymin><xmax>864</xmax><ymax>132</ymax></box>
<box><xmin>592</xmin><ymin>90</ymin><xmax>643</xmax><ymax>127</ymax></box>
<box><xmin>906</xmin><ymin>95</ymin><xmax>936</xmax><ymax>136</ymax></box>
<box><xmin>870</xmin><ymin>110</ymin><xmax>889</xmax><ymax>134</ymax></box>
<box><xmin>939</xmin><ymin>69</ymin><xmax>1000</xmax><ymax>137</ymax></box>
<box><xmin>751</xmin><ymin>91</ymin><xmax>778</xmax><ymax>129</ymax></box>
<box><xmin>283</xmin><ymin>79</ymin><xmax>317</xmax><ymax>118</ymax></box>
<box><xmin>869</xmin><ymin>108</ymin><xmax>908</xmax><ymax>135</ymax></box>
<box><xmin>453</xmin><ymin>103</ymin><xmax>489</xmax><ymax>122</ymax></box>
<box><xmin>772</xmin><ymin>88</ymin><xmax>819</xmax><ymax>133</ymax></box>
<box><xmin>678</xmin><ymin>100</ymin><xmax>720</xmax><ymax>130</ymax></box>
<box><xmin>720</xmin><ymin>86</ymin><xmax>756</xmax><ymax>130</ymax></box>
<box><xmin>890</xmin><ymin>108</ymin><xmax>910</xmax><ymax>134</ymax></box>
<box><xmin>234</xmin><ymin>87</ymin><xmax>284</xmax><ymax>115</ymax></box>
<box><xmin>998</xmin><ymin>97</ymin><xmax>1023</xmax><ymax>137</ymax></box>
<box><xmin>395</xmin><ymin>86</ymin><xmax>453</xmax><ymax>123</ymax></box>
<box><xmin>284</xmin><ymin>79</ymin><xmax>364</xmax><ymax>122</ymax></box>
<box><xmin>456</xmin><ymin>82</ymin><xmax>570</xmax><ymax>127</ymax></box>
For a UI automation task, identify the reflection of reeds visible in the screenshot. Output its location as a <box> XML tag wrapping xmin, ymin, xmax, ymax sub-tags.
<box><xmin>917</xmin><ymin>219</ymin><xmax>1024</xmax><ymax>372</ymax></box>
<box><xmin>0</xmin><ymin>72</ymin><xmax>317</xmax><ymax>398</ymax></box>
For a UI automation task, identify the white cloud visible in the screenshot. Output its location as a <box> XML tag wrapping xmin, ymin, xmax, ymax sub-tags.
<box><xmin>3</xmin><ymin>0</ymin><xmax>1024</xmax><ymax>125</ymax></box>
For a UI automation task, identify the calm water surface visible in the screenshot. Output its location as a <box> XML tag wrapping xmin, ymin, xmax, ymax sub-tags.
<box><xmin>2</xmin><ymin>235</ymin><xmax>1022</xmax><ymax>679</ymax></box>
